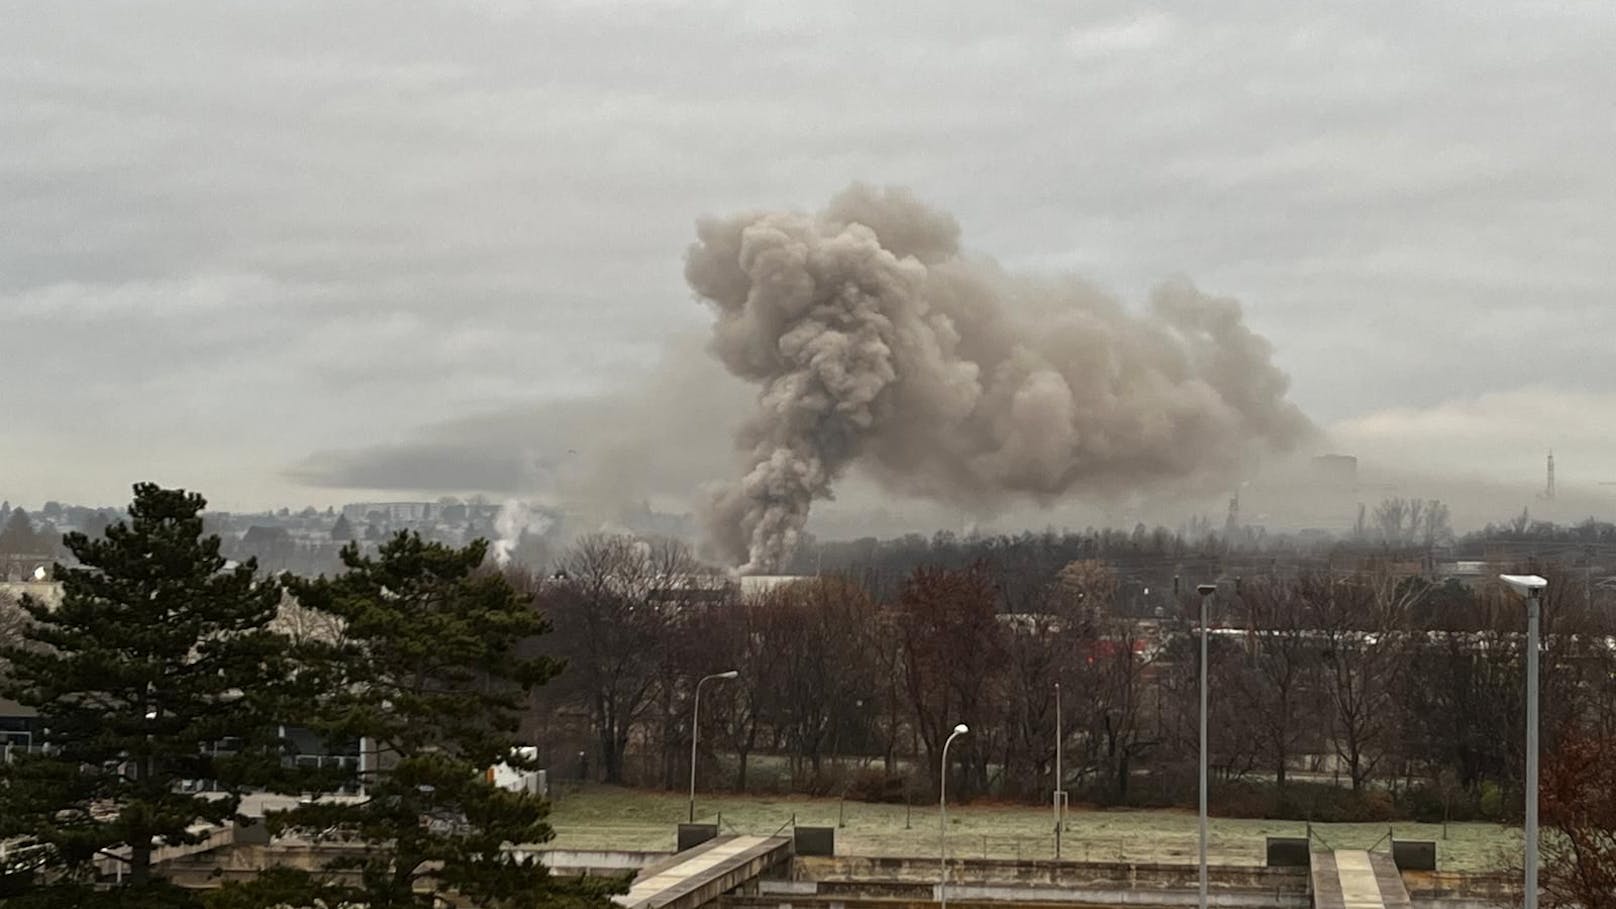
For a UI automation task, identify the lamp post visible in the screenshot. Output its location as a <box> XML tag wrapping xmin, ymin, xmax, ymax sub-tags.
<box><xmin>1500</xmin><ymin>574</ymin><xmax>1547</xmax><ymax>909</ymax></box>
<box><xmin>1196</xmin><ymin>583</ymin><xmax>1216</xmax><ymax>909</ymax></box>
<box><xmin>940</xmin><ymin>723</ymin><xmax>969</xmax><ymax>909</ymax></box>
<box><xmin>1054</xmin><ymin>682</ymin><xmax>1063</xmax><ymax>859</ymax></box>
<box><xmin>688</xmin><ymin>670</ymin><xmax>739</xmax><ymax>823</ymax></box>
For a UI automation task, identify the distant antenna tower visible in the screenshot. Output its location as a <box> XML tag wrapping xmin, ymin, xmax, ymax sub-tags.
<box><xmin>1543</xmin><ymin>451</ymin><xmax>1556</xmax><ymax>501</ymax></box>
<box><xmin>1225</xmin><ymin>489</ymin><xmax>1241</xmax><ymax>535</ymax></box>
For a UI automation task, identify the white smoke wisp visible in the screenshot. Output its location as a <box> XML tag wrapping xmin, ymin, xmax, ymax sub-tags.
<box><xmin>685</xmin><ymin>184</ymin><xmax>1314</xmax><ymax>573</ymax></box>
<box><xmin>492</xmin><ymin>499</ymin><xmax>554</xmax><ymax>568</ymax></box>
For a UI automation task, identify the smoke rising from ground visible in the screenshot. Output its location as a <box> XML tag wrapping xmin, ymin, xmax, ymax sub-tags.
<box><xmin>492</xmin><ymin>499</ymin><xmax>554</xmax><ymax>568</ymax></box>
<box><xmin>687</xmin><ymin>185</ymin><xmax>1313</xmax><ymax>573</ymax></box>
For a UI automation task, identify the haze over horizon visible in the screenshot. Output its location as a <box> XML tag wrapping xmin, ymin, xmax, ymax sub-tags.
<box><xmin>3</xmin><ymin>3</ymin><xmax>1613</xmax><ymax>535</ymax></box>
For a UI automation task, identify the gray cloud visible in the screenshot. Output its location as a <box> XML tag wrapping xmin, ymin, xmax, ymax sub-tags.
<box><xmin>1</xmin><ymin>2</ymin><xmax>1613</xmax><ymax>518</ymax></box>
<box><xmin>287</xmin><ymin>334</ymin><xmax>752</xmax><ymax>515</ymax></box>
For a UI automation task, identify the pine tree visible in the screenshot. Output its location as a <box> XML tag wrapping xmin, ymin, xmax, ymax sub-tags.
<box><xmin>0</xmin><ymin>484</ymin><xmax>286</xmax><ymax>907</ymax></box>
<box><xmin>255</xmin><ymin>532</ymin><xmax>617</xmax><ymax>909</ymax></box>
<box><xmin>0</xmin><ymin>508</ymin><xmax>37</xmax><ymax>555</ymax></box>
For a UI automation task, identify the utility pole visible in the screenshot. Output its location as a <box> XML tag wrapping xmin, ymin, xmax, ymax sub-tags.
<box><xmin>689</xmin><ymin>670</ymin><xmax>739</xmax><ymax>823</ymax></box>
<box><xmin>940</xmin><ymin>724</ymin><xmax>969</xmax><ymax>909</ymax></box>
<box><xmin>1196</xmin><ymin>583</ymin><xmax>1217</xmax><ymax>909</ymax></box>
<box><xmin>1501</xmin><ymin>575</ymin><xmax>1547</xmax><ymax>909</ymax></box>
<box><xmin>1054</xmin><ymin>682</ymin><xmax>1064</xmax><ymax>860</ymax></box>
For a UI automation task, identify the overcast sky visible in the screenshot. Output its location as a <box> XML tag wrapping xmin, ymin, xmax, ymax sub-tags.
<box><xmin>3</xmin><ymin>1</ymin><xmax>1613</xmax><ymax>521</ymax></box>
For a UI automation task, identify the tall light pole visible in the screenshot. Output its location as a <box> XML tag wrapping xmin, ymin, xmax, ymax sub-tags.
<box><xmin>1054</xmin><ymin>682</ymin><xmax>1063</xmax><ymax>860</ymax></box>
<box><xmin>1501</xmin><ymin>574</ymin><xmax>1547</xmax><ymax>909</ymax></box>
<box><xmin>940</xmin><ymin>723</ymin><xmax>969</xmax><ymax>909</ymax></box>
<box><xmin>1196</xmin><ymin>583</ymin><xmax>1217</xmax><ymax>909</ymax></box>
<box><xmin>688</xmin><ymin>670</ymin><xmax>739</xmax><ymax>823</ymax></box>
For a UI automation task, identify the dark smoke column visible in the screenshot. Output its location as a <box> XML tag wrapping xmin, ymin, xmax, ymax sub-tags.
<box><xmin>686</xmin><ymin>185</ymin><xmax>1311</xmax><ymax>573</ymax></box>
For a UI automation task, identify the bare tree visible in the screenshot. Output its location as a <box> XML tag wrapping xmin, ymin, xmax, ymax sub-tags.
<box><xmin>1057</xmin><ymin>558</ymin><xmax>1117</xmax><ymax>620</ymax></box>
<box><xmin>754</xmin><ymin>577</ymin><xmax>881</xmax><ymax>784</ymax></box>
<box><xmin>1419</xmin><ymin>500</ymin><xmax>1453</xmax><ymax>549</ymax></box>
<box><xmin>1541</xmin><ymin>730</ymin><xmax>1616</xmax><ymax>908</ymax></box>
<box><xmin>540</xmin><ymin>535</ymin><xmax>688</xmax><ymax>784</ymax></box>
<box><xmin>1079</xmin><ymin>617</ymin><xmax>1160</xmax><ymax>800</ymax></box>
<box><xmin>1229</xmin><ymin>577</ymin><xmax>1323</xmax><ymax>788</ymax></box>
<box><xmin>269</xmin><ymin>588</ymin><xmax>347</xmax><ymax>647</ymax></box>
<box><xmin>1371</xmin><ymin>498</ymin><xmax>1409</xmax><ymax>546</ymax></box>
<box><xmin>866</xmin><ymin>602</ymin><xmax>909</xmax><ymax>776</ymax></box>
<box><xmin>1055</xmin><ymin>560</ymin><xmax>1166</xmax><ymax>799</ymax></box>
<box><xmin>1315</xmin><ymin>571</ymin><xmax>1417</xmax><ymax>790</ymax></box>
<box><xmin>897</xmin><ymin>563</ymin><xmax>1005</xmax><ymax>795</ymax></box>
<box><xmin>998</xmin><ymin>600</ymin><xmax>1064</xmax><ymax>799</ymax></box>
<box><xmin>706</xmin><ymin>598</ymin><xmax>769</xmax><ymax>791</ymax></box>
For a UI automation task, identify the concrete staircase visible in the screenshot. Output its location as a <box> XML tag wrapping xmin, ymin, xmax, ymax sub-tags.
<box><xmin>1310</xmin><ymin>850</ymin><xmax>1411</xmax><ymax>909</ymax></box>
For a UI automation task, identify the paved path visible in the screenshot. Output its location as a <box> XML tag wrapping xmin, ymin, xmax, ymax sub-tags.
<box><xmin>614</xmin><ymin>836</ymin><xmax>790</xmax><ymax>909</ymax></box>
<box><xmin>1311</xmin><ymin>850</ymin><xmax>1411</xmax><ymax>909</ymax></box>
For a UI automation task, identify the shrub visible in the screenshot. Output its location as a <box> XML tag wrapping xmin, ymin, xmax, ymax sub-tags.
<box><xmin>845</xmin><ymin>767</ymin><xmax>913</xmax><ymax>804</ymax></box>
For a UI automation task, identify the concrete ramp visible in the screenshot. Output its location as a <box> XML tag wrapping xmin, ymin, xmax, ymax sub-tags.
<box><xmin>614</xmin><ymin>835</ymin><xmax>791</xmax><ymax>909</ymax></box>
<box><xmin>1311</xmin><ymin>850</ymin><xmax>1411</xmax><ymax>909</ymax></box>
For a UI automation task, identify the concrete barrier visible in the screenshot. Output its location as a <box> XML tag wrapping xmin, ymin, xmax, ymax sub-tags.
<box><xmin>679</xmin><ymin>824</ymin><xmax>720</xmax><ymax>852</ymax></box>
<box><xmin>794</xmin><ymin>827</ymin><xmax>835</xmax><ymax>857</ymax></box>
<box><xmin>794</xmin><ymin>855</ymin><xmax>1310</xmax><ymax>894</ymax></box>
<box><xmin>1391</xmin><ymin>839</ymin><xmax>1437</xmax><ymax>872</ymax></box>
<box><xmin>542</xmin><ymin>849</ymin><xmax>671</xmax><ymax>875</ymax></box>
<box><xmin>1263</xmin><ymin>837</ymin><xmax>1310</xmax><ymax>868</ymax></box>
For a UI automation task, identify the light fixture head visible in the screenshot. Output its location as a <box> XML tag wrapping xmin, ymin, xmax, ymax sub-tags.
<box><xmin>1196</xmin><ymin>583</ymin><xmax>1217</xmax><ymax>596</ymax></box>
<box><xmin>953</xmin><ymin>723</ymin><xmax>969</xmax><ymax>735</ymax></box>
<box><xmin>716</xmin><ymin>670</ymin><xmax>740</xmax><ymax>680</ymax></box>
<box><xmin>1499</xmin><ymin>574</ymin><xmax>1548</xmax><ymax>597</ymax></box>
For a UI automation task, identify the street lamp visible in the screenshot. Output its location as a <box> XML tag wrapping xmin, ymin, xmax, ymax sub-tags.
<box><xmin>1053</xmin><ymin>682</ymin><xmax>1064</xmax><ymax>860</ymax></box>
<box><xmin>1500</xmin><ymin>574</ymin><xmax>1547</xmax><ymax>909</ymax></box>
<box><xmin>688</xmin><ymin>670</ymin><xmax>739</xmax><ymax>823</ymax></box>
<box><xmin>940</xmin><ymin>723</ymin><xmax>969</xmax><ymax>909</ymax></box>
<box><xmin>1196</xmin><ymin>583</ymin><xmax>1216</xmax><ymax>909</ymax></box>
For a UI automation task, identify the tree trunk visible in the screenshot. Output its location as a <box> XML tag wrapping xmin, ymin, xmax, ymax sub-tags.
<box><xmin>130</xmin><ymin>754</ymin><xmax>151</xmax><ymax>885</ymax></box>
<box><xmin>130</xmin><ymin>836</ymin><xmax>151</xmax><ymax>886</ymax></box>
<box><xmin>599</xmin><ymin>723</ymin><xmax>624</xmax><ymax>784</ymax></box>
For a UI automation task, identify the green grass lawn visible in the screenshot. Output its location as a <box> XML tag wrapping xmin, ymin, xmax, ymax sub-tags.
<box><xmin>544</xmin><ymin>785</ymin><xmax>1519</xmax><ymax>872</ymax></box>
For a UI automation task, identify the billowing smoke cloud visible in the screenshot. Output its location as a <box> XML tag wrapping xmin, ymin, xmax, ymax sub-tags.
<box><xmin>687</xmin><ymin>185</ymin><xmax>1313</xmax><ymax>573</ymax></box>
<box><xmin>492</xmin><ymin>499</ymin><xmax>554</xmax><ymax>568</ymax></box>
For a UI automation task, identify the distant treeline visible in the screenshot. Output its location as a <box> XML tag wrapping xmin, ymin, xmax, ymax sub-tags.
<box><xmin>524</xmin><ymin>534</ymin><xmax>1616</xmax><ymax>826</ymax></box>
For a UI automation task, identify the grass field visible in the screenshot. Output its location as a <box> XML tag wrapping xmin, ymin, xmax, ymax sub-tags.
<box><xmin>545</xmin><ymin>785</ymin><xmax>1519</xmax><ymax>872</ymax></box>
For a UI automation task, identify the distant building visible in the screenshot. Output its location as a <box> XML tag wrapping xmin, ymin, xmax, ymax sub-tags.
<box><xmin>342</xmin><ymin>502</ymin><xmax>437</xmax><ymax>523</ymax></box>
<box><xmin>1311</xmin><ymin>454</ymin><xmax>1359</xmax><ymax>491</ymax></box>
<box><xmin>0</xmin><ymin>696</ymin><xmax>38</xmax><ymax>755</ymax></box>
<box><xmin>738</xmin><ymin>575</ymin><xmax>808</xmax><ymax>597</ymax></box>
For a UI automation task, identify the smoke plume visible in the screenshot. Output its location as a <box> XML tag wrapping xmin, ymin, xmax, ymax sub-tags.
<box><xmin>492</xmin><ymin>499</ymin><xmax>554</xmax><ymax>568</ymax></box>
<box><xmin>687</xmin><ymin>185</ymin><xmax>1313</xmax><ymax>573</ymax></box>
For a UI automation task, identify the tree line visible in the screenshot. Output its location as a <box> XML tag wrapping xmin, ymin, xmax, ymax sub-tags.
<box><xmin>531</xmin><ymin>536</ymin><xmax>1616</xmax><ymax>826</ymax></box>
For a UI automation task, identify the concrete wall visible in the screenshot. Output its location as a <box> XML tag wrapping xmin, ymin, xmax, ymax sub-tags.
<box><xmin>157</xmin><ymin>841</ymin><xmax>1516</xmax><ymax>907</ymax></box>
<box><xmin>1403</xmin><ymin>870</ymin><xmax>1516</xmax><ymax>908</ymax></box>
<box><xmin>796</xmin><ymin>855</ymin><xmax>1308</xmax><ymax>893</ymax></box>
<box><xmin>786</xmin><ymin>855</ymin><xmax>1513</xmax><ymax>908</ymax></box>
<box><xmin>736</xmin><ymin>890</ymin><xmax>1303</xmax><ymax>909</ymax></box>
<box><xmin>538</xmin><ymin>848</ymin><xmax>670</xmax><ymax>876</ymax></box>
